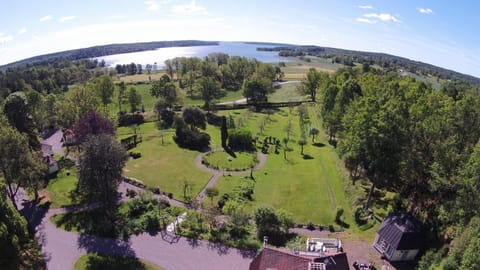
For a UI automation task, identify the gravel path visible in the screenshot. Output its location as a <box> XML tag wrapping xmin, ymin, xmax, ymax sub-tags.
<box><xmin>193</xmin><ymin>148</ymin><xmax>267</xmax><ymax>203</ymax></box>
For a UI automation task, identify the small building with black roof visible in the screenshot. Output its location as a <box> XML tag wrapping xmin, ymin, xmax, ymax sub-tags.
<box><xmin>373</xmin><ymin>213</ymin><xmax>423</xmax><ymax>262</ymax></box>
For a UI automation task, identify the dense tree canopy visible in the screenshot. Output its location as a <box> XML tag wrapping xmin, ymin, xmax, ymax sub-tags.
<box><xmin>77</xmin><ymin>134</ymin><xmax>127</xmax><ymax>205</ymax></box>
<box><xmin>73</xmin><ymin>110</ymin><xmax>115</xmax><ymax>144</ymax></box>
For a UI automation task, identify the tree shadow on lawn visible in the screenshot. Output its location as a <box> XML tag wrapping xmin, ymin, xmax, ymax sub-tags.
<box><xmin>302</xmin><ymin>154</ymin><xmax>314</xmax><ymax>160</ymax></box>
<box><xmin>312</xmin><ymin>142</ymin><xmax>326</xmax><ymax>148</ymax></box>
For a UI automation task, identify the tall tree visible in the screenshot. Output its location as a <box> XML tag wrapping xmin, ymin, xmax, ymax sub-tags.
<box><xmin>127</xmin><ymin>86</ymin><xmax>142</xmax><ymax>112</ymax></box>
<box><xmin>182</xmin><ymin>107</ymin><xmax>206</xmax><ymax>130</ymax></box>
<box><xmin>117</xmin><ymin>81</ymin><xmax>126</xmax><ymax>113</ymax></box>
<box><xmin>150</xmin><ymin>75</ymin><xmax>178</xmax><ymax>108</ymax></box>
<box><xmin>0</xmin><ymin>187</ymin><xmax>44</xmax><ymax>269</ymax></box>
<box><xmin>95</xmin><ymin>75</ymin><xmax>115</xmax><ymax>106</ymax></box>
<box><xmin>77</xmin><ymin>134</ymin><xmax>127</xmax><ymax>230</ymax></box>
<box><xmin>195</xmin><ymin>76</ymin><xmax>223</xmax><ymax>111</ymax></box>
<box><xmin>242</xmin><ymin>73</ymin><xmax>271</xmax><ymax>105</ymax></box>
<box><xmin>0</xmin><ymin>125</ymin><xmax>45</xmax><ymax>209</ymax></box>
<box><xmin>299</xmin><ymin>68</ymin><xmax>322</xmax><ymax>102</ymax></box>
<box><xmin>4</xmin><ymin>91</ymin><xmax>40</xmax><ymax>149</ymax></box>
<box><xmin>73</xmin><ymin>110</ymin><xmax>115</xmax><ymax>144</ymax></box>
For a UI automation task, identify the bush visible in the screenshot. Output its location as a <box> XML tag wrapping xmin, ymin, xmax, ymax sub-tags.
<box><xmin>129</xmin><ymin>151</ymin><xmax>142</xmax><ymax>159</ymax></box>
<box><xmin>118</xmin><ymin>113</ymin><xmax>144</xmax><ymax>126</ymax></box>
<box><xmin>126</xmin><ymin>189</ymin><xmax>137</xmax><ymax>198</ymax></box>
<box><xmin>306</xmin><ymin>221</ymin><xmax>315</xmax><ymax>230</ymax></box>
<box><xmin>174</xmin><ymin>128</ymin><xmax>211</xmax><ymax>151</ymax></box>
<box><xmin>228</xmin><ymin>129</ymin><xmax>254</xmax><ymax>151</ymax></box>
<box><xmin>149</xmin><ymin>187</ymin><xmax>161</xmax><ymax>194</ymax></box>
<box><xmin>206</xmin><ymin>112</ymin><xmax>223</xmax><ymax>127</ymax></box>
<box><xmin>328</xmin><ymin>225</ymin><xmax>335</xmax><ymax>232</ymax></box>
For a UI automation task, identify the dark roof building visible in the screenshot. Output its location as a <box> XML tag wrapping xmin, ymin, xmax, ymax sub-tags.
<box><xmin>373</xmin><ymin>213</ymin><xmax>423</xmax><ymax>262</ymax></box>
<box><xmin>249</xmin><ymin>247</ymin><xmax>349</xmax><ymax>270</ymax></box>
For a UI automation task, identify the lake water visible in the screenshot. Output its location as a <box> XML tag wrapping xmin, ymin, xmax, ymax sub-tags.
<box><xmin>97</xmin><ymin>42</ymin><xmax>288</xmax><ymax>69</ymax></box>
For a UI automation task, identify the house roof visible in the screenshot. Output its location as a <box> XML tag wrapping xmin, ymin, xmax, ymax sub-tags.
<box><xmin>377</xmin><ymin>213</ymin><xmax>423</xmax><ymax>250</ymax></box>
<box><xmin>249</xmin><ymin>247</ymin><xmax>349</xmax><ymax>270</ymax></box>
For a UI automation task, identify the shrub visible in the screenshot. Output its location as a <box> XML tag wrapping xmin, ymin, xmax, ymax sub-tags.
<box><xmin>158</xmin><ymin>198</ymin><xmax>170</xmax><ymax>209</ymax></box>
<box><xmin>206</xmin><ymin>112</ymin><xmax>223</xmax><ymax>127</ymax></box>
<box><xmin>149</xmin><ymin>187</ymin><xmax>161</xmax><ymax>194</ymax></box>
<box><xmin>129</xmin><ymin>151</ymin><xmax>142</xmax><ymax>159</ymax></box>
<box><xmin>228</xmin><ymin>129</ymin><xmax>254</xmax><ymax>151</ymax></box>
<box><xmin>126</xmin><ymin>189</ymin><xmax>137</xmax><ymax>198</ymax></box>
<box><xmin>328</xmin><ymin>225</ymin><xmax>335</xmax><ymax>232</ymax></box>
<box><xmin>306</xmin><ymin>221</ymin><xmax>315</xmax><ymax>230</ymax></box>
<box><xmin>118</xmin><ymin>113</ymin><xmax>144</xmax><ymax>127</ymax></box>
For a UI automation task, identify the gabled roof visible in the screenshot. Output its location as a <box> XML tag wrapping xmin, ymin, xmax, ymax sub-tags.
<box><xmin>249</xmin><ymin>247</ymin><xmax>349</xmax><ymax>270</ymax></box>
<box><xmin>249</xmin><ymin>248</ymin><xmax>310</xmax><ymax>270</ymax></box>
<box><xmin>377</xmin><ymin>213</ymin><xmax>423</xmax><ymax>250</ymax></box>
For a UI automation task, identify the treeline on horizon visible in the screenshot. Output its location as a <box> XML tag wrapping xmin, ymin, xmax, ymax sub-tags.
<box><xmin>0</xmin><ymin>40</ymin><xmax>218</xmax><ymax>71</ymax></box>
<box><xmin>258</xmin><ymin>45</ymin><xmax>480</xmax><ymax>86</ymax></box>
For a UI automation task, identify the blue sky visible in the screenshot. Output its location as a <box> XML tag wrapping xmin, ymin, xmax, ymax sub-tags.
<box><xmin>1</xmin><ymin>0</ymin><xmax>479</xmax><ymax>77</ymax></box>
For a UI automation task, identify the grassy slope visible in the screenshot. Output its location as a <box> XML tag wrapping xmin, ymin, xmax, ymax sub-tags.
<box><xmin>213</xmin><ymin>107</ymin><xmax>353</xmax><ymax>227</ymax></box>
<box><xmin>119</xmin><ymin>122</ymin><xmax>213</xmax><ymax>201</ymax></box>
<box><xmin>74</xmin><ymin>254</ymin><xmax>163</xmax><ymax>270</ymax></box>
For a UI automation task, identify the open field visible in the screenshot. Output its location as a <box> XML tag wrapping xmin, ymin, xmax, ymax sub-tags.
<box><xmin>282</xmin><ymin>57</ymin><xmax>341</xmax><ymax>80</ymax></box>
<box><xmin>74</xmin><ymin>254</ymin><xmax>163</xmax><ymax>270</ymax></box>
<box><xmin>120</xmin><ymin>122</ymin><xmax>213</xmax><ymax>201</ymax></box>
<box><xmin>114</xmin><ymin>71</ymin><xmax>166</xmax><ymax>83</ymax></box>
<box><xmin>269</xmin><ymin>82</ymin><xmax>304</xmax><ymax>102</ymax></box>
<box><xmin>212</xmin><ymin>106</ymin><xmax>354</xmax><ymax>228</ymax></box>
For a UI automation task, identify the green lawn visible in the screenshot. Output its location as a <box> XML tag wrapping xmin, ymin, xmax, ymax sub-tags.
<box><xmin>202</xmin><ymin>151</ymin><xmax>257</xmax><ymax>171</ymax></box>
<box><xmin>212</xmin><ymin>106</ymin><xmax>353</xmax><ymax>227</ymax></box>
<box><xmin>42</xmin><ymin>158</ymin><xmax>78</xmax><ymax>208</ymax></box>
<box><xmin>74</xmin><ymin>254</ymin><xmax>163</xmax><ymax>270</ymax></box>
<box><xmin>269</xmin><ymin>82</ymin><xmax>305</xmax><ymax>102</ymax></box>
<box><xmin>120</xmin><ymin>122</ymin><xmax>213</xmax><ymax>201</ymax></box>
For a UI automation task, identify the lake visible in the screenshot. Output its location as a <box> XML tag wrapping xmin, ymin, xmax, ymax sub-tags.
<box><xmin>96</xmin><ymin>42</ymin><xmax>288</xmax><ymax>69</ymax></box>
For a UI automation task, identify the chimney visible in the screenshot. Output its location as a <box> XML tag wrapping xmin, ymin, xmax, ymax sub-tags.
<box><xmin>263</xmin><ymin>236</ymin><xmax>268</xmax><ymax>248</ymax></box>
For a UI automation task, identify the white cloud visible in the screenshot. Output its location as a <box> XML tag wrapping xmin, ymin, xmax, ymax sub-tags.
<box><xmin>144</xmin><ymin>0</ymin><xmax>160</xmax><ymax>11</ymax></box>
<box><xmin>18</xmin><ymin>27</ymin><xmax>27</xmax><ymax>35</ymax></box>
<box><xmin>363</xmin><ymin>13</ymin><xmax>400</xmax><ymax>23</ymax></box>
<box><xmin>172</xmin><ymin>0</ymin><xmax>207</xmax><ymax>15</ymax></box>
<box><xmin>358</xmin><ymin>5</ymin><xmax>373</xmax><ymax>10</ymax></box>
<box><xmin>356</xmin><ymin>17</ymin><xmax>376</xmax><ymax>24</ymax></box>
<box><xmin>40</xmin><ymin>15</ymin><xmax>53</xmax><ymax>22</ymax></box>
<box><xmin>418</xmin><ymin>8</ymin><xmax>434</xmax><ymax>14</ymax></box>
<box><xmin>0</xmin><ymin>33</ymin><xmax>14</xmax><ymax>44</ymax></box>
<box><xmin>59</xmin><ymin>16</ymin><xmax>76</xmax><ymax>23</ymax></box>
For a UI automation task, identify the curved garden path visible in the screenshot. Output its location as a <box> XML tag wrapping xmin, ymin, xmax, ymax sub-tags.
<box><xmin>18</xmin><ymin>187</ymin><xmax>254</xmax><ymax>270</ymax></box>
<box><xmin>193</xmin><ymin>148</ymin><xmax>267</xmax><ymax>203</ymax></box>
<box><xmin>23</xmin><ymin>135</ymin><xmax>268</xmax><ymax>269</ymax></box>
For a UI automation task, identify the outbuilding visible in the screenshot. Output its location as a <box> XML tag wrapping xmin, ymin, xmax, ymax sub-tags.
<box><xmin>373</xmin><ymin>213</ymin><xmax>423</xmax><ymax>261</ymax></box>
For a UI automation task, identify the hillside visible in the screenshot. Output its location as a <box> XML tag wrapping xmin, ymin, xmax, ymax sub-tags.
<box><xmin>258</xmin><ymin>45</ymin><xmax>480</xmax><ymax>86</ymax></box>
<box><xmin>0</xmin><ymin>40</ymin><xmax>218</xmax><ymax>71</ymax></box>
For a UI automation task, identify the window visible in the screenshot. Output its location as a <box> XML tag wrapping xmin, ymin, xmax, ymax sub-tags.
<box><xmin>309</xmin><ymin>262</ymin><xmax>326</xmax><ymax>270</ymax></box>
